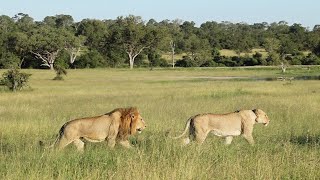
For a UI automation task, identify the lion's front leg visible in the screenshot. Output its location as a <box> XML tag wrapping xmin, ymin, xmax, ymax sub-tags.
<box><xmin>107</xmin><ymin>135</ymin><xmax>117</xmax><ymax>148</ymax></box>
<box><xmin>119</xmin><ymin>140</ymin><xmax>133</xmax><ymax>148</ymax></box>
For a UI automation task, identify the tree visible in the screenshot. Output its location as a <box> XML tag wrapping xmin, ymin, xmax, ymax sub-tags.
<box><xmin>13</xmin><ymin>13</ymin><xmax>34</xmax><ymax>32</ymax></box>
<box><xmin>0</xmin><ymin>52</ymin><xmax>20</xmax><ymax>68</ymax></box>
<box><xmin>76</xmin><ymin>19</ymin><xmax>109</xmax><ymax>49</ymax></box>
<box><xmin>55</xmin><ymin>14</ymin><xmax>74</xmax><ymax>29</ymax></box>
<box><xmin>0</xmin><ymin>15</ymin><xmax>15</xmax><ymax>33</ymax></box>
<box><xmin>29</xmin><ymin>26</ymin><xmax>73</xmax><ymax>70</ymax></box>
<box><xmin>183</xmin><ymin>34</ymin><xmax>212</xmax><ymax>66</ymax></box>
<box><xmin>263</xmin><ymin>38</ymin><xmax>282</xmax><ymax>65</ymax></box>
<box><xmin>7</xmin><ymin>32</ymin><xmax>29</xmax><ymax>67</ymax></box>
<box><xmin>170</xmin><ymin>40</ymin><xmax>176</xmax><ymax>68</ymax></box>
<box><xmin>64</xmin><ymin>35</ymin><xmax>86</xmax><ymax>66</ymax></box>
<box><xmin>109</xmin><ymin>15</ymin><xmax>163</xmax><ymax>69</ymax></box>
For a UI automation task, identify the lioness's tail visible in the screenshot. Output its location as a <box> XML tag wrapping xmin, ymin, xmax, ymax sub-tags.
<box><xmin>39</xmin><ymin>123</ymin><xmax>67</xmax><ymax>149</ymax></box>
<box><xmin>170</xmin><ymin>115</ymin><xmax>197</xmax><ymax>140</ymax></box>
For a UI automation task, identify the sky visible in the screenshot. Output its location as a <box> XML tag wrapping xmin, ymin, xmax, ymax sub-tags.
<box><xmin>0</xmin><ymin>0</ymin><xmax>319</xmax><ymax>28</ymax></box>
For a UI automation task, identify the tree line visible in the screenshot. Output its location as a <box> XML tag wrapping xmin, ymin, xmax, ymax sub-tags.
<box><xmin>1</xmin><ymin>13</ymin><xmax>320</xmax><ymax>69</ymax></box>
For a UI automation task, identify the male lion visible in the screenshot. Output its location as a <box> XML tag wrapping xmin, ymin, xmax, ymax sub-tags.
<box><xmin>42</xmin><ymin>107</ymin><xmax>146</xmax><ymax>151</ymax></box>
<box><xmin>172</xmin><ymin>109</ymin><xmax>270</xmax><ymax>145</ymax></box>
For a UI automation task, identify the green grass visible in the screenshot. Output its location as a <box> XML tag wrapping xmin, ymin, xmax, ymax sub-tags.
<box><xmin>0</xmin><ymin>67</ymin><xmax>320</xmax><ymax>179</ymax></box>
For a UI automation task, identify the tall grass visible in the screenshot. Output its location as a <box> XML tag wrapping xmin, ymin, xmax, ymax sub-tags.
<box><xmin>0</xmin><ymin>68</ymin><xmax>319</xmax><ymax>179</ymax></box>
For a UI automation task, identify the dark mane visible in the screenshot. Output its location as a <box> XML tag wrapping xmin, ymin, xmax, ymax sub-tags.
<box><xmin>106</xmin><ymin>107</ymin><xmax>139</xmax><ymax>140</ymax></box>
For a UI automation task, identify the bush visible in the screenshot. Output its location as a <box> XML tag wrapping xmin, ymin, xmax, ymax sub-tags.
<box><xmin>200</xmin><ymin>60</ymin><xmax>219</xmax><ymax>67</ymax></box>
<box><xmin>53</xmin><ymin>65</ymin><xmax>67</xmax><ymax>80</ymax></box>
<box><xmin>1</xmin><ymin>69</ymin><xmax>31</xmax><ymax>91</ymax></box>
<box><xmin>301</xmin><ymin>54</ymin><xmax>320</xmax><ymax>65</ymax></box>
<box><xmin>74</xmin><ymin>50</ymin><xmax>106</xmax><ymax>68</ymax></box>
<box><xmin>55</xmin><ymin>50</ymin><xmax>70</xmax><ymax>69</ymax></box>
<box><xmin>289</xmin><ymin>55</ymin><xmax>303</xmax><ymax>65</ymax></box>
<box><xmin>0</xmin><ymin>52</ymin><xmax>20</xmax><ymax>69</ymax></box>
<box><xmin>175</xmin><ymin>56</ymin><xmax>197</xmax><ymax>67</ymax></box>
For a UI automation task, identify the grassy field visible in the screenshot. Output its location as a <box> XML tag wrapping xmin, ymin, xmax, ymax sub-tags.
<box><xmin>220</xmin><ymin>48</ymin><xmax>269</xmax><ymax>58</ymax></box>
<box><xmin>0</xmin><ymin>67</ymin><xmax>319</xmax><ymax>179</ymax></box>
<box><xmin>162</xmin><ymin>49</ymin><xmax>269</xmax><ymax>61</ymax></box>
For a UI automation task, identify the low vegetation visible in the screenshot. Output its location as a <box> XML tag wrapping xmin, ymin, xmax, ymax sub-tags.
<box><xmin>0</xmin><ymin>68</ymin><xmax>31</xmax><ymax>91</ymax></box>
<box><xmin>0</xmin><ymin>68</ymin><xmax>319</xmax><ymax>179</ymax></box>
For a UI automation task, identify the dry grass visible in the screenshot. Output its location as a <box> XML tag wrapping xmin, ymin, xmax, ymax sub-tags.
<box><xmin>0</xmin><ymin>68</ymin><xmax>319</xmax><ymax>179</ymax></box>
<box><xmin>220</xmin><ymin>48</ymin><xmax>269</xmax><ymax>58</ymax></box>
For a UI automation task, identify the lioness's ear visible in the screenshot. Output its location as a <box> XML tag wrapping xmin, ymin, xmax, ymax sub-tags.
<box><xmin>252</xmin><ymin>109</ymin><xmax>257</xmax><ymax>113</ymax></box>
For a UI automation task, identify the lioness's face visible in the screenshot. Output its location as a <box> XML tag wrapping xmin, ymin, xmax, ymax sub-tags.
<box><xmin>255</xmin><ymin>109</ymin><xmax>270</xmax><ymax>126</ymax></box>
<box><xmin>134</xmin><ymin>114</ymin><xmax>146</xmax><ymax>134</ymax></box>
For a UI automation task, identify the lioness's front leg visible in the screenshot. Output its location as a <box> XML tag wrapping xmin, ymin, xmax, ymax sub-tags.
<box><xmin>242</xmin><ymin>121</ymin><xmax>255</xmax><ymax>145</ymax></box>
<box><xmin>225</xmin><ymin>136</ymin><xmax>233</xmax><ymax>145</ymax></box>
<box><xmin>243</xmin><ymin>134</ymin><xmax>255</xmax><ymax>145</ymax></box>
<box><xmin>119</xmin><ymin>140</ymin><xmax>133</xmax><ymax>148</ymax></box>
<box><xmin>242</xmin><ymin>128</ymin><xmax>255</xmax><ymax>145</ymax></box>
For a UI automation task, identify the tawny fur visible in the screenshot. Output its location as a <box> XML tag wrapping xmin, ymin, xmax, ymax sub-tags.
<box><xmin>172</xmin><ymin>109</ymin><xmax>270</xmax><ymax>145</ymax></box>
<box><xmin>42</xmin><ymin>107</ymin><xmax>146</xmax><ymax>151</ymax></box>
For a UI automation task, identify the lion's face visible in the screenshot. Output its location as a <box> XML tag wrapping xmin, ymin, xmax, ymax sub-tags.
<box><xmin>131</xmin><ymin>113</ymin><xmax>146</xmax><ymax>134</ymax></box>
<box><xmin>136</xmin><ymin>114</ymin><xmax>146</xmax><ymax>133</ymax></box>
<box><xmin>255</xmin><ymin>109</ymin><xmax>270</xmax><ymax>126</ymax></box>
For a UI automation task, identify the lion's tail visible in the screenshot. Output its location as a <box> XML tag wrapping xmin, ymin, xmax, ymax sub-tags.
<box><xmin>170</xmin><ymin>115</ymin><xmax>197</xmax><ymax>140</ymax></box>
<box><xmin>39</xmin><ymin>123</ymin><xmax>67</xmax><ymax>149</ymax></box>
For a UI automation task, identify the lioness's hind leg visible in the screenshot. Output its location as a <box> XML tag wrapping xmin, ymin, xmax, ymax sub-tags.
<box><xmin>56</xmin><ymin>136</ymin><xmax>73</xmax><ymax>150</ymax></box>
<box><xmin>195</xmin><ymin>131</ymin><xmax>209</xmax><ymax>144</ymax></box>
<box><xmin>225</xmin><ymin>136</ymin><xmax>233</xmax><ymax>145</ymax></box>
<box><xmin>182</xmin><ymin>137</ymin><xmax>190</xmax><ymax>145</ymax></box>
<box><xmin>73</xmin><ymin>139</ymin><xmax>85</xmax><ymax>152</ymax></box>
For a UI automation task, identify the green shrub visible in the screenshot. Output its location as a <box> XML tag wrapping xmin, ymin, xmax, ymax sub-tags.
<box><xmin>1</xmin><ymin>69</ymin><xmax>31</xmax><ymax>91</ymax></box>
<box><xmin>200</xmin><ymin>59</ymin><xmax>219</xmax><ymax>67</ymax></box>
<box><xmin>53</xmin><ymin>65</ymin><xmax>67</xmax><ymax>80</ymax></box>
<box><xmin>0</xmin><ymin>52</ymin><xmax>20</xmax><ymax>69</ymax></box>
<box><xmin>175</xmin><ymin>56</ymin><xmax>197</xmax><ymax>67</ymax></box>
<box><xmin>301</xmin><ymin>53</ymin><xmax>320</xmax><ymax>65</ymax></box>
<box><xmin>74</xmin><ymin>50</ymin><xmax>106</xmax><ymax>68</ymax></box>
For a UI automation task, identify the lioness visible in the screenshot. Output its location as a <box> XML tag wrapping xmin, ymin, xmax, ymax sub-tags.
<box><xmin>42</xmin><ymin>107</ymin><xmax>146</xmax><ymax>151</ymax></box>
<box><xmin>172</xmin><ymin>109</ymin><xmax>269</xmax><ymax>145</ymax></box>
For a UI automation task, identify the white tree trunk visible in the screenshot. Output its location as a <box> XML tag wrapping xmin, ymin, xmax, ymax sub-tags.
<box><xmin>170</xmin><ymin>40</ymin><xmax>175</xmax><ymax>68</ymax></box>
<box><xmin>49</xmin><ymin>63</ymin><xmax>54</xmax><ymax>70</ymax></box>
<box><xmin>31</xmin><ymin>50</ymin><xmax>60</xmax><ymax>70</ymax></box>
<box><xmin>129</xmin><ymin>55</ymin><xmax>134</xmax><ymax>69</ymax></box>
<box><xmin>126</xmin><ymin>46</ymin><xmax>147</xmax><ymax>69</ymax></box>
<box><xmin>66</xmin><ymin>47</ymin><xmax>80</xmax><ymax>64</ymax></box>
<box><xmin>281</xmin><ymin>62</ymin><xmax>286</xmax><ymax>73</ymax></box>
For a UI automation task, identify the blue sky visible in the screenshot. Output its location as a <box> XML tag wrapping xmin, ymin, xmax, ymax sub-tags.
<box><xmin>0</xmin><ymin>0</ymin><xmax>319</xmax><ymax>28</ymax></box>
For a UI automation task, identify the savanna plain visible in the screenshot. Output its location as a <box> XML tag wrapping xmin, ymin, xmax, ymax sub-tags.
<box><xmin>0</xmin><ymin>67</ymin><xmax>319</xmax><ymax>179</ymax></box>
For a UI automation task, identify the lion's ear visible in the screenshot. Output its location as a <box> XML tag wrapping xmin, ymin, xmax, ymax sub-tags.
<box><xmin>130</xmin><ymin>113</ymin><xmax>135</xmax><ymax>120</ymax></box>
